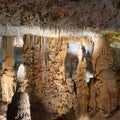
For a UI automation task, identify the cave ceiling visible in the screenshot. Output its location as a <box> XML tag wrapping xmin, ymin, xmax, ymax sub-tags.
<box><xmin>0</xmin><ymin>0</ymin><xmax>120</xmax><ymax>30</ymax></box>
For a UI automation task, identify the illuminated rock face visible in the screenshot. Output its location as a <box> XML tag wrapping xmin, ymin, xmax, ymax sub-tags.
<box><xmin>1</xmin><ymin>36</ymin><xmax>14</xmax><ymax>102</ymax></box>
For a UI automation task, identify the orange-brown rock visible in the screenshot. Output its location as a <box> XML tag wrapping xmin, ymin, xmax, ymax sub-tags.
<box><xmin>1</xmin><ymin>36</ymin><xmax>15</xmax><ymax>102</ymax></box>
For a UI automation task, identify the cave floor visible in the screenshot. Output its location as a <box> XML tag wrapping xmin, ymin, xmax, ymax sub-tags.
<box><xmin>0</xmin><ymin>102</ymin><xmax>120</xmax><ymax>120</ymax></box>
<box><xmin>0</xmin><ymin>93</ymin><xmax>120</xmax><ymax>120</ymax></box>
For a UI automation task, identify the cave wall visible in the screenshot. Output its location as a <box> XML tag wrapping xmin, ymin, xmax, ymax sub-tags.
<box><xmin>21</xmin><ymin>34</ymin><xmax>120</xmax><ymax>120</ymax></box>
<box><xmin>0</xmin><ymin>34</ymin><xmax>119</xmax><ymax>120</ymax></box>
<box><xmin>22</xmin><ymin>35</ymin><xmax>78</xmax><ymax>119</ymax></box>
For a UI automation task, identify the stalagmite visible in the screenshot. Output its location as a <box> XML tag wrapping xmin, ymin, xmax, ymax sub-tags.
<box><xmin>17</xmin><ymin>64</ymin><xmax>26</xmax><ymax>83</ymax></box>
<box><xmin>41</xmin><ymin>37</ymin><xmax>46</xmax><ymax>82</ymax></box>
<box><xmin>7</xmin><ymin>64</ymin><xmax>31</xmax><ymax>120</ymax></box>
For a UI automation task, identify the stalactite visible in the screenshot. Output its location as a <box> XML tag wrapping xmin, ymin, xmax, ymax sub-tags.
<box><xmin>41</xmin><ymin>36</ymin><xmax>46</xmax><ymax>82</ymax></box>
<box><xmin>17</xmin><ymin>64</ymin><xmax>26</xmax><ymax>83</ymax></box>
<box><xmin>15</xmin><ymin>27</ymin><xmax>20</xmax><ymax>46</ymax></box>
<box><xmin>31</xmin><ymin>35</ymin><xmax>34</xmax><ymax>63</ymax></box>
<box><xmin>55</xmin><ymin>28</ymin><xmax>62</xmax><ymax>56</ymax></box>
<box><xmin>5</xmin><ymin>24</ymin><xmax>9</xmax><ymax>36</ymax></box>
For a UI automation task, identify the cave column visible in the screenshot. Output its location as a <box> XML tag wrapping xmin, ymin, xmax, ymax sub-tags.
<box><xmin>91</xmin><ymin>35</ymin><xmax>117</xmax><ymax>113</ymax></box>
<box><xmin>1</xmin><ymin>36</ymin><xmax>15</xmax><ymax>102</ymax></box>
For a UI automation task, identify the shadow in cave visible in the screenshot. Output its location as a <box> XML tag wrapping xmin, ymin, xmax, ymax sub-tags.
<box><xmin>65</xmin><ymin>42</ymin><xmax>79</xmax><ymax>94</ymax></box>
<box><xmin>65</xmin><ymin>53</ymin><xmax>78</xmax><ymax>79</ymax></box>
<box><xmin>56</xmin><ymin>107</ymin><xmax>76</xmax><ymax>120</ymax></box>
<box><xmin>31</xmin><ymin>102</ymin><xmax>76</xmax><ymax>120</ymax></box>
<box><xmin>30</xmin><ymin>98</ymin><xmax>56</xmax><ymax>120</ymax></box>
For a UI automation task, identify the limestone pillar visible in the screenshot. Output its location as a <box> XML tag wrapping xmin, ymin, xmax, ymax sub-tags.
<box><xmin>1</xmin><ymin>36</ymin><xmax>15</xmax><ymax>102</ymax></box>
<box><xmin>91</xmin><ymin>35</ymin><xmax>117</xmax><ymax>113</ymax></box>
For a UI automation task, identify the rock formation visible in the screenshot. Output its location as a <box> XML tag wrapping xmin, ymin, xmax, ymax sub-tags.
<box><xmin>1</xmin><ymin>36</ymin><xmax>15</xmax><ymax>102</ymax></box>
<box><xmin>7</xmin><ymin>64</ymin><xmax>31</xmax><ymax>120</ymax></box>
<box><xmin>89</xmin><ymin>35</ymin><xmax>117</xmax><ymax>114</ymax></box>
<box><xmin>21</xmin><ymin>35</ymin><xmax>78</xmax><ymax>119</ymax></box>
<box><xmin>0</xmin><ymin>34</ymin><xmax>119</xmax><ymax>120</ymax></box>
<box><xmin>0</xmin><ymin>1</ymin><xmax>119</xmax><ymax>120</ymax></box>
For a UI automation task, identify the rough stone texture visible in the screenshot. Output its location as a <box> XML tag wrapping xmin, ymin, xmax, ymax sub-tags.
<box><xmin>0</xmin><ymin>29</ymin><xmax>119</xmax><ymax>120</ymax></box>
<box><xmin>5</xmin><ymin>34</ymin><xmax>119</xmax><ymax>120</ymax></box>
<box><xmin>75</xmin><ymin>57</ymin><xmax>88</xmax><ymax>114</ymax></box>
<box><xmin>0</xmin><ymin>0</ymin><xmax>120</xmax><ymax>29</ymax></box>
<box><xmin>43</xmin><ymin>37</ymin><xmax>77</xmax><ymax>116</ymax></box>
<box><xmin>7</xmin><ymin>92</ymin><xmax>31</xmax><ymax>120</ymax></box>
<box><xmin>89</xmin><ymin>35</ymin><xmax>117</xmax><ymax>114</ymax></box>
<box><xmin>22</xmin><ymin>35</ymin><xmax>78</xmax><ymax>119</ymax></box>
